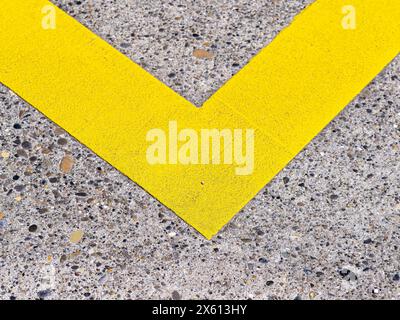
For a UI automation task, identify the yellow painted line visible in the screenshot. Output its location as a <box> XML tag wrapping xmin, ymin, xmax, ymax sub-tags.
<box><xmin>0</xmin><ymin>0</ymin><xmax>399</xmax><ymax>239</ymax></box>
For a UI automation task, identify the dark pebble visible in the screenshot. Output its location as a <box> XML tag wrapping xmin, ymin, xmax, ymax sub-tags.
<box><xmin>28</xmin><ymin>224</ymin><xmax>38</xmax><ymax>232</ymax></box>
<box><xmin>283</xmin><ymin>177</ymin><xmax>289</xmax><ymax>184</ymax></box>
<box><xmin>21</xmin><ymin>141</ymin><xmax>32</xmax><ymax>150</ymax></box>
<box><xmin>49</xmin><ymin>177</ymin><xmax>59</xmax><ymax>183</ymax></box>
<box><xmin>172</xmin><ymin>290</ymin><xmax>181</xmax><ymax>300</ymax></box>
<box><xmin>255</xmin><ymin>228</ymin><xmax>264</xmax><ymax>236</ymax></box>
<box><xmin>363</xmin><ymin>238</ymin><xmax>373</xmax><ymax>244</ymax></box>
<box><xmin>339</xmin><ymin>269</ymin><xmax>350</xmax><ymax>277</ymax></box>
<box><xmin>14</xmin><ymin>185</ymin><xmax>25</xmax><ymax>192</ymax></box>
<box><xmin>75</xmin><ymin>192</ymin><xmax>88</xmax><ymax>197</ymax></box>
<box><xmin>17</xmin><ymin>150</ymin><xmax>28</xmax><ymax>158</ymax></box>
<box><xmin>37</xmin><ymin>290</ymin><xmax>52</xmax><ymax>299</ymax></box>
<box><xmin>57</xmin><ymin>138</ymin><xmax>68</xmax><ymax>146</ymax></box>
<box><xmin>339</xmin><ymin>269</ymin><xmax>357</xmax><ymax>281</ymax></box>
<box><xmin>304</xmin><ymin>268</ymin><xmax>313</xmax><ymax>275</ymax></box>
<box><xmin>258</xmin><ymin>258</ymin><xmax>268</xmax><ymax>264</ymax></box>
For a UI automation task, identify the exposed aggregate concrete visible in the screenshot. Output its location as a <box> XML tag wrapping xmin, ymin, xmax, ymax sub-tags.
<box><xmin>0</xmin><ymin>0</ymin><xmax>399</xmax><ymax>300</ymax></box>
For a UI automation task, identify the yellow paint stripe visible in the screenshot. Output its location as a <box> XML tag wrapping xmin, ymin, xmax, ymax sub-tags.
<box><xmin>0</xmin><ymin>0</ymin><xmax>399</xmax><ymax>239</ymax></box>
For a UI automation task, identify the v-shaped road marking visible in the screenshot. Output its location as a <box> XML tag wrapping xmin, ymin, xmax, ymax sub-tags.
<box><xmin>0</xmin><ymin>0</ymin><xmax>399</xmax><ymax>238</ymax></box>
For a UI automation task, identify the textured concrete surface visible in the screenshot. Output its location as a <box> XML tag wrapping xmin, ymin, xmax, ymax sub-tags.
<box><xmin>0</xmin><ymin>0</ymin><xmax>399</xmax><ymax>300</ymax></box>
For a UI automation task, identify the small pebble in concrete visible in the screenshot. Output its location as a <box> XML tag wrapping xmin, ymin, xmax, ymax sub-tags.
<box><xmin>21</xmin><ymin>141</ymin><xmax>32</xmax><ymax>150</ymax></box>
<box><xmin>193</xmin><ymin>49</ymin><xmax>214</xmax><ymax>59</ymax></box>
<box><xmin>28</xmin><ymin>224</ymin><xmax>38</xmax><ymax>233</ymax></box>
<box><xmin>172</xmin><ymin>290</ymin><xmax>181</xmax><ymax>300</ymax></box>
<box><xmin>69</xmin><ymin>230</ymin><xmax>84</xmax><ymax>244</ymax></box>
<box><xmin>60</xmin><ymin>155</ymin><xmax>74</xmax><ymax>173</ymax></box>
<box><xmin>1</xmin><ymin>150</ymin><xmax>10</xmax><ymax>159</ymax></box>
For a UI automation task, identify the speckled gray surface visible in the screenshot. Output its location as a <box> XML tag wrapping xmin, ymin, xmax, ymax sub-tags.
<box><xmin>0</xmin><ymin>0</ymin><xmax>399</xmax><ymax>300</ymax></box>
